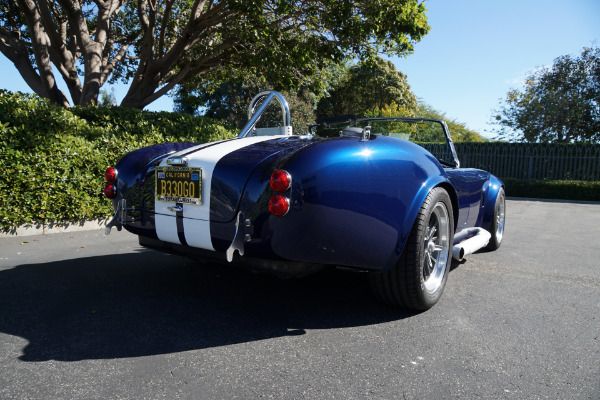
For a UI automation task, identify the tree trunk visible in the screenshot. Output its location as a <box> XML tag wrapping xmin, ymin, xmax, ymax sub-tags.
<box><xmin>14</xmin><ymin>0</ymin><xmax>71</xmax><ymax>107</ymax></box>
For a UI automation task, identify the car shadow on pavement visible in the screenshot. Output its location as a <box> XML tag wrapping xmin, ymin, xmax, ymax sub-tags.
<box><xmin>0</xmin><ymin>250</ymin><xmax>417</xmax><ymax>362</ymax></box>
<box><xmin>450</xmin><ymin>258</ymin><xmax>465</xmax><ymax>271</ymax></box>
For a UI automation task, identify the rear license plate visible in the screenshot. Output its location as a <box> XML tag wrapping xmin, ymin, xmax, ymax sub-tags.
<box><xmin>155</xmin><ymin>166</ymin><xmax>202</xmax><ymax>205</ymax></box>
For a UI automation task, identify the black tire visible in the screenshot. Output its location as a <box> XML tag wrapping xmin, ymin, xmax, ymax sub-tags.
<box><xmin>369</xmin><ymin>187</ymin><xmax>454</xmax><ymax>311</ymax></box>
<box><xmin>485</xmin><ymin>187</ymin><xmax>505</xmax><ymax>251</ymax></box>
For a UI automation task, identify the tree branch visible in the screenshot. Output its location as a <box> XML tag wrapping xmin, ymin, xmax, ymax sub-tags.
<box><xmin>95</xmin><ymin>0</ymin><xmax>126</xmax><ymax>46</ymax></box>
<box><xmin>158</xmin><ymin>39</ymin><xmax>237</xmax><ymax>87</ymax></box>
<box><xmin>0</xmin><ymin>27</ymin><xmax>45</xmax><ymax>95</ymax></box>
<box><xmin>100</xmin><ymin>42</ymin><xmax>132</xmax><ymax>85</ymax></box>
<box><xmin>36</xmin><ymin>0</ymin><xmax>82</xmax><ymax>102</ymax></box>
<box><xmin>191</xmin><ymin>0</ymin><xmax>209</xmax><ymax>20</ymax></box>
<box><xmin>57</xmin><ymin>0</ymin><xmax>93</xmax><ymax>48</ymax></box>
<box><xmin>14</xmin><ymin>0</ymin><xmax>70</xmax><ymax>106</ymax></box>
<box><xmin>157</xmin><ymin>0</ymin><xmax>176</xmax><ymax>57</ymax></box>
<box><xmin>140</xmin><ymin>66</ymin><xmax>190</xmax><ymax>107</ymax></box>
<box><xmin>155</xmin><ymin>3</ymin><xmax>231</xmax><ymax>75</ymax></box>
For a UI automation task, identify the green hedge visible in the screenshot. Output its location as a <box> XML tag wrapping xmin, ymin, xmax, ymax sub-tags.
<box><xmin>504</xmin><ymin>178</ymin><xmax>600</xmax><ymax>201</ymax></box>
<box><xmin>0</xmin><ymin>90</ymin><xmax>234</xmax><ymax>231</ymax></box>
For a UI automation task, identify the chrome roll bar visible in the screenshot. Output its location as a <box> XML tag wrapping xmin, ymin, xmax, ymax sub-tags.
<box><xmin>237</xmin><ymin>91</ymin><xmax>292</xmax><ymax>138</ymax></box>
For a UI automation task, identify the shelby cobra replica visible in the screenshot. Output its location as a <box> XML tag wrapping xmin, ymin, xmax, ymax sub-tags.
<box><xmin>104</xmin><ymin>91</ymin><xmax>505</xmax><ymax>311</ymax></box>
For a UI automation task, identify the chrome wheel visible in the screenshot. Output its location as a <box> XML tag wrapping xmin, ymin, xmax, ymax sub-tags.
<box><xmin>422</xmin><ymin>201</ymin><xmax>450</xmax><ymax>294</ymax></box>
<box><xmin>368</xmin><ymin>187</ymin><xmax>454</xmax><ymax>310</ymax></box>
<box><xmin>486</xmin><ymin>187</ymin><xmax>506</xmax><ymax>251</ymax></box>
<box><xmin>496</xmin><ymin>191</ymin><xmax>505</xmax><ymax>243</ymax></box>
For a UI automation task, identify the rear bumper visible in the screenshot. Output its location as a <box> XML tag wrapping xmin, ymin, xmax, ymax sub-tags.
<box><xmin>138</xmin><ymin>235</ymin><xmax>326</xmax><ymax>278</ymax></box>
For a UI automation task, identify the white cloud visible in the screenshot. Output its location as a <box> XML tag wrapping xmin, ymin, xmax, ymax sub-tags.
<box><xmin>504</xmin><ymin>65</ymin><xmax>551</xmax><ymax>87</ymax></box>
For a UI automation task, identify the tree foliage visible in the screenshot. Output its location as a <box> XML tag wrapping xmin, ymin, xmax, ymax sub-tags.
<box><xmin>98</xmin><ymin>88</ymin><xmax>117</xmax><ymax>106</ymax></box>
<box><xmin>0</xmin><ymin>0</ymin><xmax>429</xmax><ymax>108</ymax></box>
<box><xmin>173</xmin><ymin>61</ymin><xmax>348</xmax><ymax>133</ymax></box>
<box><xmin>493</xmin><ymin>46</ymin><xmax>600</xmax><ymax>143</ymax></box>
<box><xmin>416</xmin><ymin>104</ymin><xmax>486</xmax><ymax>142</ymax></box>
<box><xmin>175</xmin><ymin>77</ymin><xmax>318</xmax><ymax>134</ymax></box>
<box><xmin>316</xmin><ymin>56</ymin><xmax>417</xmax><ymax>118</ymax></box>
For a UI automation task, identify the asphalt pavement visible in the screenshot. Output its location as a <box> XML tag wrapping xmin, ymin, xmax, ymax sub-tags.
<box><xmin>0</xmin><ymin>199</ymin><xmax>598</xmax><ymax>399</ymax></box>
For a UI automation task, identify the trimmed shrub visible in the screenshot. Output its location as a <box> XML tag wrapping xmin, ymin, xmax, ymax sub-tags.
<box><xmin>504</xmin><ymin>178</ymin><xmax>600</xmax><ymax>201</ymax></box>
<box><xmin>0</xmin><ymin>90</ymin><xmax>234</xmax><ymax>231</ymax></box>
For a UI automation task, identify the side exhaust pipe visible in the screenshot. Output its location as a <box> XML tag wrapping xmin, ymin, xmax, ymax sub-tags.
<box><xmin>452</xmin><ymin>228</ymin><xmax>491</xmax><ymax>261</ymax></box>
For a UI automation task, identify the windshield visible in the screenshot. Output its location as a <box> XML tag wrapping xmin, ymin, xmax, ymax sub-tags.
<box><xmin>312</xmin><ymin>118</ymin><xmax>458</xmax><ymax>167</ymax></box>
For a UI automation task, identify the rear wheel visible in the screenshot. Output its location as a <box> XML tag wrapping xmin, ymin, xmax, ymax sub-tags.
<box><xmin>369</xmin><ymin>187</ymin><xmax>454</xmax><ymax>311</ymax></box>
<box><xmin>486</xmin><ymin>187</ymin><xmax>505</xmax><ymax>251</ymax></box>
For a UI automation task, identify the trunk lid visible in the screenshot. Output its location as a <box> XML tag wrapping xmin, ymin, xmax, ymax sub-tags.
<box><xmin>151</xmin><ymin>136</ymin><xmax>317</xmax><ymax>223</ymax></box>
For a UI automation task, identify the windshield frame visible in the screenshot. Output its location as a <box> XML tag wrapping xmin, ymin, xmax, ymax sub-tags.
<box><xmin>310</xmin><ymin>117</ymin><xmax>460</xmax><ymax>168</ymax></box>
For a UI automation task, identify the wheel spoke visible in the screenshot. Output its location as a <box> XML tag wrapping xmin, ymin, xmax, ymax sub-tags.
<box><xmin>429</xmin><ymin>226</ymin><xmax>437</xmax><ymax>241</ymax></box>
<box><xmin>428</xmin><ymin>253</ymin><xmax>436</xmax><ymax>266</ymax></box>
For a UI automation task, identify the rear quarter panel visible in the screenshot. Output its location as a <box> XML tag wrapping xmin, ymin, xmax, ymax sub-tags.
<box><xmin>446</xmin><ymin>168</ymin><xmax>504</xmax><ymax>232</ymax></box>
<box><xmin>242</xmin><ymin>136</ymin><xmax>453</xmax><ymax>270</ymax></box>
<box><xmin>480</xmin><ymin>174</ymin><xmax>504</xmax><ymax>231</ymax></box>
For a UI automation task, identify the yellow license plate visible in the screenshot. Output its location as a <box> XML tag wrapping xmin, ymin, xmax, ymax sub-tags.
<box><xmin>155</xmin><ymin>166</ymin><xmax>202</xmax><ymax>205</ymax></box>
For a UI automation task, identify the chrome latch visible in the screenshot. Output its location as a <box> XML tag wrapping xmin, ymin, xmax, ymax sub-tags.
<box><xmin>166</xmin><ymin>157</ymin><xmax>188</xmax><ymax>166</ymax></box>
<box><xmin>361</xmin><ymin>125</ymin><xmax>371</xmax><ymax>141</ymax></box>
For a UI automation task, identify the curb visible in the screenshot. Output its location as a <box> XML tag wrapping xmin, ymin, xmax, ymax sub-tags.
<box><xmin>0</xmin><ymin>219</ymin><xmax>110</xmax><ymax>238</ymax></box>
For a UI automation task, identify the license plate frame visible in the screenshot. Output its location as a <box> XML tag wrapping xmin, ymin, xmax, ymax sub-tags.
<box><xmin>155</xmin><ymin>166</ymin><xmax>202</xmax><ymax>205</ymax></box>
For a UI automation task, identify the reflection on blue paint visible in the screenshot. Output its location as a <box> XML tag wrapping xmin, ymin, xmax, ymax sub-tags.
<box><xmin>356</xmin><ymin>148</ymin><xmax>374</xmax><ymax>158</ymax></box>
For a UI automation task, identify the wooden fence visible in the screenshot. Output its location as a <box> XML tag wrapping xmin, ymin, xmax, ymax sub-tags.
<box><xmin>454</xmin><ymin>143</ymin><xmax>600</xmax><ymax>181</ymax></box>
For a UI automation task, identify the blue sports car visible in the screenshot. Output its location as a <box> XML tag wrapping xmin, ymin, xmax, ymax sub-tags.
<box><xmin>104</xmin><ymin>91</ymin><xmax>505</xmax><ymax>311</ymax></box>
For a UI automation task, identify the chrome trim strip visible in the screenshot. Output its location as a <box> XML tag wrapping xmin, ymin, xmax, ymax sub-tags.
<box><xmin>167</xmin><ymin>205</ymin><xmax>183</xmax><ymax>213</ymax></box>
<box><xmin>146</xmin><ymin>151</ymin><xmax>176</xmax><ymax>169</ymax></box>
<box><xmin>166</xmin><ymin>157</ymin><xmax>188</xmax><ymax>166</ymax></box>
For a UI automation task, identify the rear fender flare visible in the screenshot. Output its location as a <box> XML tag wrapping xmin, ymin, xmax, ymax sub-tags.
<box><xmin>480</xmin><ymin>175</ymin><xmax>504</xmax><ymax>232</ymax></box>
<box><xmin>382</xmin><ymin>175</ymin><xmax>457</xmax><ymax>272</ymax></box>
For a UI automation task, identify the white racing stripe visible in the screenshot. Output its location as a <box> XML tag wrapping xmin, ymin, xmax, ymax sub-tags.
<box><xmin>155</xmin><ymin>136</ymin><xmax>277</xmax><ymax>250</ymax></box>
<box><xmin>155</xmin><ymin>214</ymin><xmax>181</xmax><ymax>244</ymax></box>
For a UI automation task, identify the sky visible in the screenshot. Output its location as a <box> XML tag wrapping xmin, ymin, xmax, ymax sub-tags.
<box><xmin>1</xmin><ymin>0</ymin><xmax>599</xmax><ymax>139</ymax></box>
<box><xmin>392</xmin><ymin>0</ymin><xmax>600</xmax><ymax>138</ymax></box>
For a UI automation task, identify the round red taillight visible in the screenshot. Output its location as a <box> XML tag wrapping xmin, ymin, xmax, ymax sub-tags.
<box><xmin>268</xmin><ymin>195</ymin><xmax>290</xmax><ymax>216</ymax></box>
<box><xmin>270</xmin><ymin>170</ymin><xmax>291</xmax><ymax>192</ymax></box>
<box><xmin>104</xmin><ymin>167</ymin><xmax>117</xmax><ymax>183</ymax></box>
<box><xmin>104</xmin><ymin>183</ymin><xmax>116</xmax><ymax>199</ymax></box>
